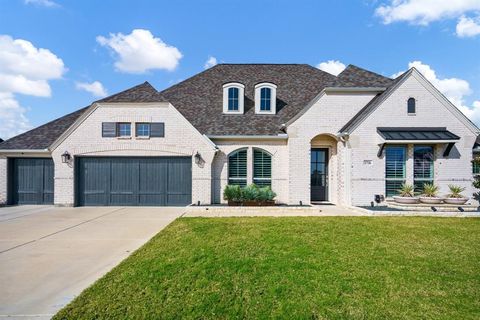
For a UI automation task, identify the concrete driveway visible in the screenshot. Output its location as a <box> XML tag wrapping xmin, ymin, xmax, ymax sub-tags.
<box><xmin>0</xmin><ymin>205</ymin><xmax>185</xmax><ymax>319</ymax></box>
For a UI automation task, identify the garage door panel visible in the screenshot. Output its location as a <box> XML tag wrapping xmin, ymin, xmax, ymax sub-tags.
<box><xmin>11</xmin><ymin>158</ymin><xmax>54</xmax><ymax>205</ymax></box>
<box><xmin>78</xmin><ymin>158</ymin><xmax>109</xmax><ymax>206</ymax></box>
<box><xmin>138</xmin><ymin>159</ymin><xmax>167</xmax><ymax>206</ymax></box>
<box><xmin>43</xmin><ymin>159</ymin><xmax>54</xmax><ymax>204</ymax></box>
<box><xmin>76</xmin><ymin>157</ymin><xmax>191</xmax><ymax>206</ymax></box>
<box><xmin>167</xmin><ymin>159</ymin><xmax>192</xmax><ymax>206</ymax></box>
<box><xmin>110</xmin><ymin>159</ymin><xmax>138</xmax><ymax>206</ymax></box>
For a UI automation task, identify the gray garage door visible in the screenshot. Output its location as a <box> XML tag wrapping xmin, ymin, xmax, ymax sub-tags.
<box><xmin>76</xmin><ymin>157</ymin><xmax>192</xmax><ymax>206</ymax></box>
<box><xmin>9</xmin><ymin>158</ymin><xmax>54</xmax><ymax>205</ymax></box>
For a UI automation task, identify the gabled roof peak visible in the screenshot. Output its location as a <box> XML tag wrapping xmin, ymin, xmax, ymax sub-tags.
<box><xmin>96</xmin><ymin>81</ymin><xmax>167</xmax><ymax>103</ymax></box>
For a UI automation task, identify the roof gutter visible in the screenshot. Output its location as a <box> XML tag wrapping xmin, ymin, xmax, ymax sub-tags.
<box><xmin>0</xmin><ymin>149</ymin><xmax>50</xmax><ymax>154</ymax></box>
<box><xmin>207</xmin><ymin>134</ymin><xmax>288</xmax><ymax>140</ymax></box>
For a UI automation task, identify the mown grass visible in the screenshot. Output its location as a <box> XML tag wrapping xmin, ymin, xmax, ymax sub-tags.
<box><xmin>54</xmin><ymin>217</ymin><xmax>480</xmax><ymax>319</ymax></box>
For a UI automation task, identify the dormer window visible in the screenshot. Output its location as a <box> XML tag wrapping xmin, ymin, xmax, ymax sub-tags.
<box><xmin>228</xmin><ymin>87</ymin><xmax>239</xmax><ymax>111</ymax></box>
<box><xmin>260</xmin><ymin>88</ymin><xmax>271</xmax><ymax>111</ymax></box>
<box><xmin>223</xmin><ymin>82</ymin><xmax>245</xmax><ymax>114</ymax></box>
<box><xmin>255</xmin><ymin>83</ymin><xmax>277</xmax><ymax>114</ymax></box>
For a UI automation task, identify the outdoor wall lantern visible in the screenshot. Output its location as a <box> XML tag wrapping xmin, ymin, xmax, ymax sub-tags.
<box><xmin>61</xmin><ymin>151</ymin><xmax>71</xmax><ymax>163</ymax></box>
<box><xmin>194</xmin><ymin>151</ymin><xmax>202</xmax><ymax>164</ymax></box>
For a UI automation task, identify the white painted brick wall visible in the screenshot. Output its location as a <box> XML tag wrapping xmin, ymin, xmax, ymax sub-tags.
<box><xmin>211</xmin><ymin>140</ymin><xmax>289</xmax><ymax>204</ymax></box>
<box><xmin>287</xmin><ymin>92</ymin><xmax>377</xmax><ymax>205</ymax></box>
<box><xmin>52</xmin><ymin>103</ymin><xmax>216</xmax><ymax>206</ymax></box>
<box><xmin>350</xmin><ymin>74</ymin><xmax>477</xmax><ymax>206</ymax></box>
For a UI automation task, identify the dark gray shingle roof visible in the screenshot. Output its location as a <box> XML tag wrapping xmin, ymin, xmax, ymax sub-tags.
<box><xmin>0</xmin><ymin>82</ymin><xmax>166</xmax><ymax>151</ymax></box>
<box><xmin>0</xmin><ymin>106</ymin><xmax>90</xmax><ymax>150</ymax></box>
<box><xmin>161</xmin><ymin>64</ymin><xmax>339</xmax><ymax>136</ymax></box>
<box><xmin>0</xmin><ymin>64</ymin><xmax>396</xmax><ymax>150</ymax></box>
<box><xmin>336</xmin><ymin>65</ymin><xmax>393</xmax><ymax>87</ymax></box>
<box><xmin>97</xmin><ymin>81</ymin><xmax>167</xmax><ymax>103</ymax></box>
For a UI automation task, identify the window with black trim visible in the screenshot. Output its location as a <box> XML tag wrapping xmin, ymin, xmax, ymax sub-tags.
<box><xmin>385</xmin><ymin>145</ymin><xmax>406</xmax><ymax>197</ymax></box>
<box><xmin>228</xmin><ymin>87</ymin><xmax>239</xmax><ymax>111</ymax></box>
<box><xmin>117</xmin><ymin>123</ymin><xmax>131</xmax><ymax>137</ymax></box>
<box><xmin>414</xmin><ymin>145</ymin><xmax>434</xmax><ymax>193</ymax></box>
<box><xmin>253</xmin><ymin>149</ymin><xmax>272</xmax><ymax>187</ymax></box>
<box><xmin>228</xmin><ymin>149</ymin><xmax>247</xmax><ymax>187</ymax></box>
<box><xmin>136</xmin><ymin>123</ymin><xmax>150</xmax><ymax>137</ymax></box>
<box><xmin>408</xmin><ymin>98</ymin><xmax>416</xmax><ymax>114</ymax></box>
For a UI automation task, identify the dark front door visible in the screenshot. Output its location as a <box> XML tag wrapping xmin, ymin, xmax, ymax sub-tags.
<box><xmin>76</xmin><ymin>157</ymin><xmax>192</xmax><ymax>206</ymax></box>
<box><xmin>10</xmin><ymin>158</ymin><xmax>54</xmax><ymax>205</ymax></box>
<box><xmin>311</xmin><ymin>148</ymin><xmax>328</xmax><ymax>202</ymax></box>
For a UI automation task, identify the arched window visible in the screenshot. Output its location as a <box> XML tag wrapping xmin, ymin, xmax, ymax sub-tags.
<box><xmin>408</xmin><ymin>98</ymin><xmax>416</xmax><ymax>114</ymax></box>
<box><xmin>260</xmin><ymin>87</ymin><xmax>271</xmax><ymax>111</ymax></box>
<box><xmin>253</xmin><ymin>149</ymin><xmax>272</xmax><ymax>187</ymax></box>
<box><xmin>228</xmin><ymin>87</ymin><xmax>239</xmax><ymax>111</ymax></box>
<box><xmin>223</xmin><ymin>82</ymin><xmax>245</xmax><ymax>114</ymax></box>
<box><xmin>255</xmin><ymin>83</ymin><xmax>277</xmax><ymax>114</ymax></box>
<box><xmin>228</xmin><ymin>149</ymin><xmax>247</xmax><ymax>187</ymax></box>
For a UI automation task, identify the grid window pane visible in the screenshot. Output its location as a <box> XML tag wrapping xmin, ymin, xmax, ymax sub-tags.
<box><xmin>385</xmin><ymin>145</ymin><xmax>406</xmax><ymax>197</ymax></box>
<box><xmin>228</xmin><ymin>149</ymin><xmax>247</xmax><ymax>186</ymax></box>
<box><xmin>386</xmin><ymin>180</ymin><xmax>405</xmax><ymax>197</ymax></box>
<box><xmin>136</xmin><ymin>123</ymin><xmax>150</xmax><ymax>137</ymax></box>
<box><xmin>117</xmin><ymin>123</ymin><xmax>131</xmax><ymax>137</ymax></box>
<box><xmin>253</xmin><ymin>149</ymin><xmax>271</xmax><ymax>187</ymax></box>
<box><xmin>228</xmin><ymin>87</ymin><xmax>239</xmax><ymax>111</ymax></box>
<box><xmin>474</xmin><ymin>161</ymin><xmax>480</xmax><ymax>175</ymax></box>
<box><xmin>260</xmin><ymin>87</ymin><xmax>271</xmax><ymax>111</ymax></box>
<box><xmin>414</xmin><ymin>145</ymin><xmax>434</xmax><ymax>193</ymax></box>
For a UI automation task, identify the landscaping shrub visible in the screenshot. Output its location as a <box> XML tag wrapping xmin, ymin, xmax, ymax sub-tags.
<box><xmin>223</xmin><ymin>184</ymin><xmax>277</xmax><ymax>204</ymax></box>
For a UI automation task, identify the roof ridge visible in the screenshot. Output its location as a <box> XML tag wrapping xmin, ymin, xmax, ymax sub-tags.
<box><xmin>340</xmin><ymin>64</ymin><xmax>392</xmax><ymax>80</ymax></box>
<box><xmin>96</xmin><ymin>81</ymin><xmax>164</xmax><ymax>103</ymax></box>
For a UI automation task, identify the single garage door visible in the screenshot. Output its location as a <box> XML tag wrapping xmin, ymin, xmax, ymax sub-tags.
<box><xmin>9</xmin><ymin>158</ymin><xmax>54</xmax><ymax>205</ymax></box>
<box><xmin>76</xmin><ymin>157</ymin><xmax>192</xmax><ymax>206</ymax></box>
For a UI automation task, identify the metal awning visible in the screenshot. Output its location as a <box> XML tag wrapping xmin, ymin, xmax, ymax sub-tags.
<box><xmin>377</xmin><ymin>127</ymin><xmax>460</xmax><ymax>157</ymax></box>
<box><xmin>377</xmin><ymin>127</ymin><xmax>460</xmax><ymax>142</ymax></box>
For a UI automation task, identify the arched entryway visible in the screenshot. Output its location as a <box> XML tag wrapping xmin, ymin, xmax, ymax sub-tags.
<box><xmin>310</xmin><ymin>134</ymin><xmax>338</xmax><ymax>203</ymax></box>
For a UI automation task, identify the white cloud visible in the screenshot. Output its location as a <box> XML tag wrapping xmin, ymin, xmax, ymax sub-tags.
<box><xmin>316</xmin><ymin>60</ymin><xmax>346</xmax><ymax>76</ymax></box>
<box><xmin>0</xmin><ymin>92</ymin><xmax>31</xmax><ymax>140</ymax></box>
<box><xmin>0</xmin><ymin>35</ymin><xmax>66</xmax><ymax>97</ymax></box>
<box><xmin>375</xmin><ymin>0</ymin><xmax>480</xmax><ymax>25</ymax></box>
<box><xmin>76</xmin><ymin>81</ymin><xmax>108</xmax><ymax>98</ymax></box>
<box><xmin>24</xmin><ymin>0</ymin><xmax>59</xmax><ymax>7</ymax></box>
<box><xmin>96</xmin><ymin>29</ymin><xmax>182</xmax><ymax>74</ymax></box>
<box><xmin>204</xmin><ymin>56</ymin><xmax>217</xmax><ymax>69</ymax></box>
<box><xmin>394</xmin><ymin>61</ymin><xmax>480</xmax><ymax>126</ymax></box>
<box><xmin>456</xmin><ymin>15</ymin><xmax>480</xmax><ymax>37</ymax></box>
<box><xmin>0</xmin><ymin>35</ymin><xmax>66</xmax><ymax>139</ymax></box>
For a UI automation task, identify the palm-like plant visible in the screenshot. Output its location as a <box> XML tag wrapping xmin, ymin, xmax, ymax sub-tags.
<box><xmin>422</xmin><ymin>183</ymin><xmax>439</xmax><ymax>198</ymax></box>
<box><xmin>397</xmin><ymin>184</ymin><xmax>415</xmax><ymax>197</ymax></box>
<box><xmin>447</xmin><ymin>185</ymin><xmax>466</xmax><ymax>198</ymax></box>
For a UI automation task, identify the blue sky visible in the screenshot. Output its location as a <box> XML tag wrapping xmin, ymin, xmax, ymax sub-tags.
<box><xmin>0</xmin><ymin>0</ymin><xmax>479</xmax><ymax>139</ymax></box>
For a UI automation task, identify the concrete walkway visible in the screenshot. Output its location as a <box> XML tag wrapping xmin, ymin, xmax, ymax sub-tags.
<box><xmin>0</xmin><ymin>206</ymin><xmax>184</xmax><ymax>319</ymax></box>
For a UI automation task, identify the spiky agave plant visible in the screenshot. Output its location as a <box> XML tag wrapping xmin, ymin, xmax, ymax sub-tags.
<box><xmin>447</xmin><ymin>185</ymin><xmax>466</xmax><ymax>198</ymax></box>
<box><xmin>397</xmin><ymin>183</ymin><xmax>415</xmax><ymax>197</ymax></box>
<box><xmin>422</xmin><ymin>183</ymin><xmax>439</xmax><ymax>198</ymax></box>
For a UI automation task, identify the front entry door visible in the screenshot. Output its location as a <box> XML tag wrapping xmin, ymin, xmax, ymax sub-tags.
<box><xmin>311</xmin><ymin>148</ymin><xmax>328</xmax><ymax>202</ymax></box>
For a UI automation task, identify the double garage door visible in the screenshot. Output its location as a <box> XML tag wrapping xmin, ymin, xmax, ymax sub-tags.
<box><xmin>76</xmin><ymin>157</ymin><xmax>192</xmax><ymax>206</ymax></box>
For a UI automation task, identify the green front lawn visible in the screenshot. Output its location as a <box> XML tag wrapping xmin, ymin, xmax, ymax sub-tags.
<box><xmin>54</xmin><ymin>217</ymin><xmax>480</xmax><ymax>319</ymax></box>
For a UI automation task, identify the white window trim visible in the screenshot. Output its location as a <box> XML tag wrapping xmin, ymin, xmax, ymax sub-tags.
<box><xmin>223</xmin><ymin>82</ymin><xmax>245</xmax><ymax>114</ymax></box>
<box><xmin>255</xmin><ymin>83</ymin><xmax>277</xmax><ymax>114</ymax></box>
